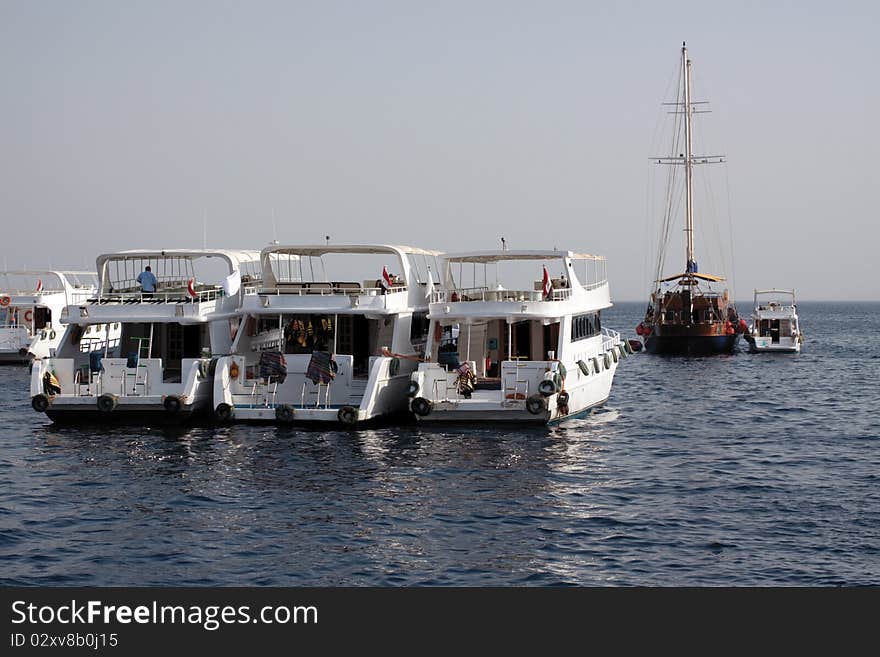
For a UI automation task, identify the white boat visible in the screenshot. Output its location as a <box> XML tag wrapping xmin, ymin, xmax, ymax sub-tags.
<box><xmin>407</xmin><ymin>250</ymin><xmax>625</xmax><ymax>424</ymax></box>
<box><xmin>0</xmin><ymin>270</ymin><xmax>98</xmax><ymax>363</ymax></box>
<box><xmin>745</xmin><ymin>289</ymin><xmax>803</xmax><ymax>353</ymax></box>
<box><xmin>212</xmin><ymin>244</ymin><xmax>441</xmax><ymax>426</ymax></box>
<box><xmin>30</xmin><ymin>249</ymin><xmax>261</xmax><ymax>423</ymax></box>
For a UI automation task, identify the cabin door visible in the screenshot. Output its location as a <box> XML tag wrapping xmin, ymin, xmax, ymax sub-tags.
<box><xmin>34</xmin><ymin>307</ymin><xmax>51</xmax><ymax>329</ymax></box>
<box><xmin>183</xmin><ymin>324</ymin><xmax>202</xmax><ymax>358</ymax></box>
<box><xmin>352</xmin><ymin>314</ymin><xmax>370</xmax><ymax>377</ymax></box>
<box><xmin>543</xmin><ymin>322</ymin><xmax>560</xmax><ymax>360</ymax></box>
<box><xmin>512</xmin><ymin>321</ymin><xmax>530</xmax><ymax>359</ymax></box>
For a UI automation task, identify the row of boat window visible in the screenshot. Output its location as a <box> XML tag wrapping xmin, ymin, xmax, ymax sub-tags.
<box><xmin>571</xmin><ymin>312</ymin><xmax>601</xmax><ymax>342</ymax></box>
<box><xmin>662</xmin><ymin>309</ymin><xmax>721</xmax><ymax>323</ymax></box>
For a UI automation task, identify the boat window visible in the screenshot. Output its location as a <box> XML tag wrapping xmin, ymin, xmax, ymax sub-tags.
<box><xmin>410</xmin><ymin>312</ymin><xmax>429</xmax><ymax>351</ymax></box>
<box><xmin>571</xmin><ymin>312</ymin><xmax>600</xmax><ymax>341</ymax></box>
<box><xmin>281</xmin><ymin>315</ymin><xmax>336</xmax><ymax>354</ymax></box>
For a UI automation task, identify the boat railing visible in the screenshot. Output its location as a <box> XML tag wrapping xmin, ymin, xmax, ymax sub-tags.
<box><xmin>246</xmin><ymin>284</ymin><xmax>407</xmax><ymax>297</ymax></box>
<box><xmin>601</xmin><ymin>327</ymin><xmax>621</xmax><ymax>351</ymax></box>
<box><xmin>0</xmin><ymin>288</ymin><xmax>66</xmax><ymax>296</ymax></box>
<box><xmin>430</xmin><ymin>286</ymin><xmax>573</xmax><ymax>303</ymax></box>
<box><xmin>91</xmin><ymin>286</ymin><xmax>225</xmax><ymax>304</ymax></box>
<box><xmin>755</xmin><ymin>303</ymin><xmax>796</xmax><ymax>313</ymax></box>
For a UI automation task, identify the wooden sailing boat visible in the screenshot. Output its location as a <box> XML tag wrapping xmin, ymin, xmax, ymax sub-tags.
<box><xmin>637</xmin><ymin>43</ymin><xmax>746</xmax><ymax>355</ymax></box>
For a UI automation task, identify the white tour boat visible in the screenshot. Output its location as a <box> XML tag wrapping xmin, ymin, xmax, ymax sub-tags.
<box><xmin>0</xmin><ymin>270</ymin><xmax>98</xmax><ymax>363</ymax></box>
<box><xmin>407</xmin><ymin>250</ymin><xmax>625</xmax><ymax>424</ymax></box>
<box><xmin>30</xmin><ymin>249</ymin><xmax>261</xmax><ymax>423</ymax></box>
<box><xmin>212</xmin><ymin>244</ymin><xmax>441</xmax><ymax>426</ymax></box>
<box><xmin>745</xmin><ymin>289</ymin><xmax>803</xmax><ymax>353</ymax></box>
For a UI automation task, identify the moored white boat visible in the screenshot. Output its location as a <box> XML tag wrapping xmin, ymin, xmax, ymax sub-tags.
<box><xmin>30</xmin><ymin>249</ymin><xmax>261</xmax><ymax>423</ymax></box>
<box><xmin>745</xmin><ymin>289</ymin><xmax>802</xmax><ymax>353</ymax></box>
<box><xmin>407</xmin><ymin>250</ymin><xmax>624</xmax><ymax>424</ymax></box>
<box><xmin>0</xmin><ymin>270</ymin><xmax>98</xmax><ymax>363</ymax></box>
<box><xmin>212</xmin><ymin>244</ymin><xmax>440</xmax><ymax>426</ymax></box>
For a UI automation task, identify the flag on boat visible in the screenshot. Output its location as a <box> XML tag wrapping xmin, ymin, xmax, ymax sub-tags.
<box><xmin>187</xmin><ymin>278</ymin><xmax>198</xmax><ymax>298</ymax></box>
<box><xmin>542</xmin><ymin>265</ymin><xmax>553</xmax><ymax>300</ymax></box>
<box><xmin>381</xmin><ymin>266</ymin><xmax>394</xmax><ymax>291</ymax></box>
<box><xmin>35</xmin><ymin>279</ymin><xmax>43</xmax><ymax>293</ymax></box>
<box><xmin>223</xmin><ymin>270</ymin><xmax>241</xmax><ymax>297</ymax></box>
<box><xmin>424</xmin><ymin>267</ymin><xmax>435</xmax><ymax>300</ymax></box>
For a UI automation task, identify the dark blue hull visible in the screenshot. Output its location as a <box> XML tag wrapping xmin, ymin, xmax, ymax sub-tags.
<box><xmin>644</xmin><ymin>333</ymin><xmax>739</xmax><ymax>355</ymax></box>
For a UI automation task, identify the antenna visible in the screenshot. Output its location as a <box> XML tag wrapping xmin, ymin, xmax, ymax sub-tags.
<box><xmin>325</xmin><ymin>235</ymin><xmax>330</xmax><ymax>245</ymax></box>
<box><xmin>501</xmin><ymin>237</ymin><xmax>507</xmax><ymax>251</ymax></box>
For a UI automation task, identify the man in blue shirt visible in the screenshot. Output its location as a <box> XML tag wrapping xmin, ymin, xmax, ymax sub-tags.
<box><xmin>136</xmin><ymin>266</ymin><xmax>158</xmax><ymax>297</ymax></box>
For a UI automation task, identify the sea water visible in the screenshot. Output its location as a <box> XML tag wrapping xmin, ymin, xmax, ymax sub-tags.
<box><xmin>1</xmin><ymin>302</ymin><xmax>877</xmax><ymax>585</ymax></box>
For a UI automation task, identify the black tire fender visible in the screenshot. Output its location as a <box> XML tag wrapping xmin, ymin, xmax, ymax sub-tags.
<box><xmin>31</xmin><ymin>394</ymin><xmax>50</xmax><ymax>413</ymax></box>
<box><xmin>537</xmin><ymin>378</ymin><xmax>557</xmax><ymax>397</ymax></box>
<box><xmin>526</xmin><ymin>394</ymin><xmax>547</xmax><ymax>415</ymax></box>
<box><xmin>215</xmin><ymin>402</ymin><xmax>234</xmax><ymax>423</ymax></box>
<box><xmin>163</xmin><ymin>395</ymin><xmax>182</xmax><ymax>413</ymax></box>
<box><xmin>337</xmin><ymin>405</ymin><xmax>358</xmax><ymax>426</ymax></box>
<box><xmin>411</xmin><ymin>397</ymin><xmax>433</xmax><ymax>417</ymax></box>
<box><xmin>97</xmin><ymin>393</ymin><xmax>118</xmax><ymax>413</ymax></box>
<box><xmin>406</xmin><ymin>380</ymin><xmax>420</xmax><ymax>398</ymax></box>
<box><xmin>276</xmin><ymin>404</ymin><xmax>295</xmax><ymax>423</ymax></box>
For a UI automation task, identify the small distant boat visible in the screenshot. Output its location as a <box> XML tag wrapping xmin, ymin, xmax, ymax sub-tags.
<box><xmin>0</xmin><ymin>270</ymin><xmax>98</xmax><ymax>363</ymax></box>
<box><xmin>744</xmin><ymin>289</ymin><xmax>802</xmax><ymax>353</ymax></box>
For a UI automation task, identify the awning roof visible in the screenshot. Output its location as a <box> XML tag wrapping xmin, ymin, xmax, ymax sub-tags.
<box><xmin>444</xmin><ymin>250</ymin><xmax>602</xmax><ymax>263</ymax></box>
<box><xmin>657</xmin><ymin>272</ymin><xmax>726</xmax><ymax>283</ymax></box>
<box><xmin>262</xmin><ymin>244</ymin><xmax>440</xmax><ymax>258</ymax></box>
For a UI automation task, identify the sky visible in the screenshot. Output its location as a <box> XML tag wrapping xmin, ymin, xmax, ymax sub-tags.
<box><xmin>1</xmin><ymin>0</ymin><xmax>877</xmax><ymax>301</ymax></box>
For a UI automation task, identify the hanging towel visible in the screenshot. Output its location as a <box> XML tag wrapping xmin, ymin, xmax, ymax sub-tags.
<box><xmin>306</xmin><ymin>350</ymin><xmax>337</xmax><ymax>384</ymax></box>
<box><xmin>259</xmin><ymin>350</ymin><xmax>288</xmax><ymax>384</ymax></box>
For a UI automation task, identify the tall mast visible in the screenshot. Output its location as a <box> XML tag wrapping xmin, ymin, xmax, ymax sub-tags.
<box><xmin>683</xmin><ymin>42</ymin><xmax>695</xmax><ymax>269</ymax></box>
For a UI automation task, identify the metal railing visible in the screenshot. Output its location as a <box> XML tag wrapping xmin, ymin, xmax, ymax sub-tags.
<box><xmin>601</xmin><ymin>327</ymin><xmax>621</xmax><ymax>351</ymax></box>
<box><xmin>430</xmin><ymin>287</ymin><xmax>574</xmax><ymax>303</ymax></box>
<box><xmin>92</xmin><ymin>286</ymin><xmax>225</xmax><ymax>304</ymax></box>
<box><xmin>245</xmin><ymin>284</ymin><xmax>407</xmax><ymax>297</ymax></box>
<box><xmin>301</xmin><ymin>381</ymin><xmax>332</xmax><ymax>408</ymax></box>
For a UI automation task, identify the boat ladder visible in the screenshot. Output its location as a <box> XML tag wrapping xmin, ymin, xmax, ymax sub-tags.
<box><xmin>249</xmin><ymin>378</ymin><xmax>279</xmax><ymax>407</ymax></box>
<box><xmin>301</xmin><ymin>381</ymin><xmax>331</xmax><ymax>408</ymax></box>
<box><xmin>74</xmin><ymin>367</ymin><xmax>95</xmax><ymax>397</ymax></box>
<box><xmin>124</xmin><ymin>335</ymin><xmax>152</xmax><ymax>395</ymax></box>
<box><xmin>503</xmin><ymin>360</ymin><xmax>529</xmax><ymax>402</ymax></box>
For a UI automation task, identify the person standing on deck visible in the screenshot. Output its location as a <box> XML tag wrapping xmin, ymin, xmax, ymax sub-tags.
<box><xmin>136</xmin><ymin>266</ymin><xmax>158</xmax><ymax>297</ymax></box>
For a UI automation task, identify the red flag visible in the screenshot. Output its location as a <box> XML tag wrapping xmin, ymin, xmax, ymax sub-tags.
<box><xmin>35</xmin><ymin>279</ymin><xmax>43</xmax><ymax>292</ymax></box>
<box><xmin>542</xmin><ymin>266</ymin><xmax>553</xmax><ymax>300</ymax></box>
<box><xmin>381</xmin><ymin>266</ymin><xmax>394</xmax><ymax>290</ymax></box>
<box><xmin>187</xmin><ymin>278</ymin><xmax>198</xmax><ymax>298</ymax></box>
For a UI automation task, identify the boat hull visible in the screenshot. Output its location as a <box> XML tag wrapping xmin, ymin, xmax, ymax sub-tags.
<box><xmin>644</xmin><ymin>333</ymin><xmax>739</xmax><ymax>355</ymax></box>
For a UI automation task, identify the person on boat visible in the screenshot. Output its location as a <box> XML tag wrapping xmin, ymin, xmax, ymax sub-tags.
<box><xmin>136</xmin><ymin>265</ymin><xmax>158</xmax><ymax>297</ymax></box>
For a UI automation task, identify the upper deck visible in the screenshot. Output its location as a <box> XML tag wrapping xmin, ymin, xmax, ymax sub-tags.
<box><xmin>64</xmin><ymin>249</ymin><xmax>262</xmax><ymax>324</ymax></box>
<box><xmin>244</xmin><ymin>244</ymin><xmax>441</xmax><ymax>315</ymax></box>
<box><xmin>429</xmin><ymin>250</ymin><xmax>611</xmax><ymax>321</ymax></box>
<box><xmin>0</xmin><ymin>270</ymin><xmax>97</xmax><ymax>306</ymax></box>
<box><xmin>753</xmin><ymin>289</ymin><xmax>797</xmax><ymax>318</ymax></box>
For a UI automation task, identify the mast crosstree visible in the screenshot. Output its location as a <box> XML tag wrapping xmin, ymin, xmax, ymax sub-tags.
<box><xmin>653</xmin><ymin>42</ymin><xmax>725</xmax><ymax>275</ymax></box>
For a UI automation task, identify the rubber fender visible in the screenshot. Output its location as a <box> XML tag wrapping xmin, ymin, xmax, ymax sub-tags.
<box><xmin>526</xmin><ymin>394</ymin><xmax>548</xmax><ymax>415</ymax></box>
<box><xmin>276</xmin><ymin>404</ymin><xmax>295</xmax><ymax>423</ymax></box>
<box><xmin>411</xmin><ymin>397</ymin><xmax>433</xmax><ymax>417</ymax></box>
